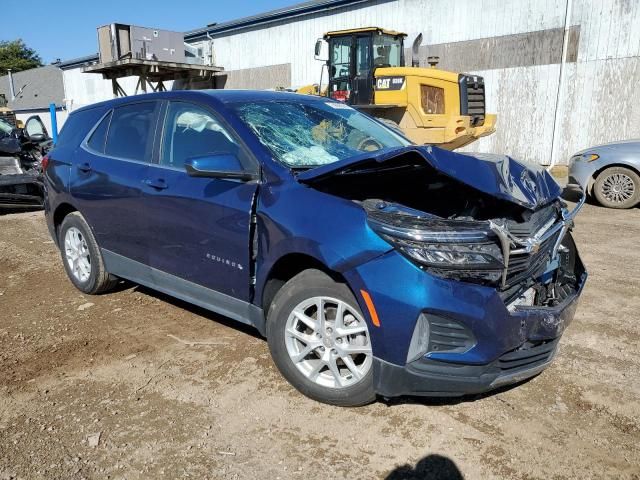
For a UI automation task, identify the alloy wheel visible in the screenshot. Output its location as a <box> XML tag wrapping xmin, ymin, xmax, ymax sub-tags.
<box><xmin>284</xmin><ymin>296</ymin><xmax>372</xmax><ymax>389</ymax></box>
<box><xmin>64</xmin><ymin>227</ymin><xmax>91</xmax><ymax>282</ymax></box>
<box><xmin>601</xmin><ymin>172</ymin><xmax>635</xmax><ymax>204</ymax></box>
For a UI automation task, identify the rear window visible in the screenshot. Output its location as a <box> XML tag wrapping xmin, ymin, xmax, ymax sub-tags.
<box><xmin>105</xmin><ymin>102</ymin><xmax>158</xmax><ymax>162</ymax></box>
<box><xmin>56</xmin><ymin>107</ymin><xmax>105</xmax><ymax>149</ymax></box>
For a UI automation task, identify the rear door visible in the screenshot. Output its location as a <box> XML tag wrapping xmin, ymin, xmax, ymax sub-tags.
<box><xmin>70</xmin><ymin>100</ymin><xmax>160</xmax><ymax>265</ymax></box>
<box><xmin>143</xmin><ymin>100</ymin><xmax>259</xmax><ymax>300</ymax></box>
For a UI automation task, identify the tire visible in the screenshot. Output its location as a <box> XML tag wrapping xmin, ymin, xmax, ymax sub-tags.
<box><xmin>266</xmin><ymin>269</ymin><xmax>376</xmax><ymax>406</ymax></box>
<box><xmin>58</xmin><ymin>212</ymin><xmax>119</xmax><ymax>294</ymax></box>
<box><xmin>593</xmin><ymin>166</ymin><xmax>640</xmax><ymax>209</ymax></box>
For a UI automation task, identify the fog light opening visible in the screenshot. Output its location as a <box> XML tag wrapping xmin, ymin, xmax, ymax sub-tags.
<box><xmin>406</xmin><ymin>313</ymin><xmax>430</xmax><ymax>363</ymax></box>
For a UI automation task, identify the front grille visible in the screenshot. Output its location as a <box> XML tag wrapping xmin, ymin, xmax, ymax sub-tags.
<box><xmin>497</xmin><ymin>339</ymin><xmax>559</xmax><ymax>372</ymax></box>
<box><xmin>505</xmin><ymin>231</ymin><xmax>561</xmax><ymax>289</ymax></box>
<box><xmin>459</xmin><ymin>74</ymin><xmax>486</xmax><ymax>127</ymax></box>
<box><xmin>501</xmin><ymin>204</ymin><xmax>562</xmax><ymax>290</ymax></box>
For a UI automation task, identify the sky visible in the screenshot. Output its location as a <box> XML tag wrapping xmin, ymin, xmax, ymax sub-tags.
<box><xmin>3</xmin><ymin>0</ymin><xmax>300</xmax><ymax>64</ymax></box>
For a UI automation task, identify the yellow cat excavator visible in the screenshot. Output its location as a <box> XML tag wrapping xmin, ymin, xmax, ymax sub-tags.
<box><xmin>297</xmin><ymin>27</ymin><xmax>496</xmax><ymax>150</ymax></box>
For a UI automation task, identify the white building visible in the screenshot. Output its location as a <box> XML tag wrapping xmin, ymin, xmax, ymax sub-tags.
<box><xmin>59</xmin><ymin>0</ymin><xmax>640</xmax><ymax>166</ymax></box>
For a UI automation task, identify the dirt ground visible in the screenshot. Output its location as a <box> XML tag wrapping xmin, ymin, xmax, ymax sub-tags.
<box><xmin>0</xmin><ymin>200</ymin><xmax>639</xmax><ymax>480</ymax></box>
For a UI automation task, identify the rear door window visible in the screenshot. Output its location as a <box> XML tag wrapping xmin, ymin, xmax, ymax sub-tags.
<box><xmin>105</xmin><ymin>102</ymin><xmax>158</xmax><ymax>162</ymax></box>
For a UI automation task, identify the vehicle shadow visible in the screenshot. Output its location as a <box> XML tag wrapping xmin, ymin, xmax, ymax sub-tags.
<box><xmin>130</xmin><ymin>283</ymin><xmax>264</xmax><ymax>340</ymax></box>
<box><xmin>379</xmin><ymin>376</ymin><xmax>537</xmax><ymax>407</ymax></box>
<box><xmin>561</xmin><ymin>185</ymin><xmax>584</xmax><ymax>203</ymax></box>
<box><xmin>0</xmin><ymin>206</ymin><xmax>43</xmax><ymax>216</ymax></box>
<box><xmin>119</xmin><ymin>281</ymin><xmax>538</xmax><ymax>403</ymax></box>
<box><xmin>131</xmin><ymin>283</ymin><xmax>534</xmax><ymax>403</ymax></box>
<box><xmin>385</xmin><ymin>453</ymin><xmax>464</xmax><ymax>480</ymax></box>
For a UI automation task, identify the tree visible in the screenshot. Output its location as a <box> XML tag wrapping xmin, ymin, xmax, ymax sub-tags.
<box><xmin>0</xmin><ymin>39</ymin><xmax>43</xmax><ymax>73</ymax></box>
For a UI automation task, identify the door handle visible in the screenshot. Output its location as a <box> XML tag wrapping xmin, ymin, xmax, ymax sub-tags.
<box><xmin>77</xmin><ymin>162</ymin><xmax>92</xmax><ymax>173</ymax></box>
<box><xmin>143</xmin><ymin>178</ymin><xmax>168</xmax><ymax>190</ymax></box>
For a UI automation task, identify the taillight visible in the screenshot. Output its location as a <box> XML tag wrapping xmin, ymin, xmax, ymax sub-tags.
<box><xmin>41</xmin><ymin>154</ymin><xmax>50</xmax><ymax>171</ymax></box>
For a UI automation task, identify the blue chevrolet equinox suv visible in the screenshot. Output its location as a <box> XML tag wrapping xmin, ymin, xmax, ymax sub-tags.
<box><xmin>44</xmin><ymin>90</ymin><xmax>586</xmax><ymax>406</ymax></box>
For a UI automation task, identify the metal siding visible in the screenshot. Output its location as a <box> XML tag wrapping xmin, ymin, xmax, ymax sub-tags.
<box><xmin>56</xmin><ymin>0</ymin><xmax>640</xmax><ymax>166</ymax></box>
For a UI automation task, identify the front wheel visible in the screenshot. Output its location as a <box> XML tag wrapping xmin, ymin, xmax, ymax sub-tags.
<box><xmin>593</xmin><ymin>166</ymin><xmax>640</xmax><ymax>209</ymax></box>
<box><xmin>266</xmin><ymin>269</ymin><xmax>376</xmax><ymax>406</ymax></box>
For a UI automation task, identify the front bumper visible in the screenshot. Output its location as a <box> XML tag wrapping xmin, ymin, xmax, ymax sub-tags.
<box><xmin>568</xmin><ymin>158</ymin><xmax>596</xmax><ymax>191</ymax></box>
<box><xmin>374</xmin><ymin>291</ymin><xmax>579</xmax><ymax>398</ymax></box>
<box><xmin>345</xmin><ymin>208</ymin><xmax>586</xmax><ymax>398</ymax></box>
<box><xmin>347</xmin><ymin>250</ymin><xmax>586</xmax><ymax>397</ymax></box>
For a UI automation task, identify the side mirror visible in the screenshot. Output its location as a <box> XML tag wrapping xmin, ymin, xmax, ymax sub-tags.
<box><xmin>184</xmin><ymin>154</ymin><xmax>258</xmax><ymax>181</ymax></box>
<box><xmin>314</xmin><ymin>38</ymin><xmax>328</xmax><ymax>61</ymax></box>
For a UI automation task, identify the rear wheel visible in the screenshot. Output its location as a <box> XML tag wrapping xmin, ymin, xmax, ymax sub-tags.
<box><xmin>594</xmin><ymin>166</ymin><xmax>640</xmax><ymax>209</ymax></box>
<box><xmin>266</xmin><ymin>269</ymin><xmax>375</xmax><ymax>406</ymax></box>
<box><xmin>58</xmin><ymin>212</ymin><xmax>119</xmax><ymax>294</ymax></box>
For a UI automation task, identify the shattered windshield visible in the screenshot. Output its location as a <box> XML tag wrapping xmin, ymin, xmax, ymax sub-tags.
<box><xmin>231</xmin><ymin>100</ymin><xmax>410</xmax><ymax>167</ymax></box>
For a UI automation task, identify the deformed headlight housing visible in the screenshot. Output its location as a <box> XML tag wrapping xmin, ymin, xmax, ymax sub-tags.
<box><xmin>365</xmin><ymin>201</ymin><xmax>504</xmax><ymax>284</ymax></box>
<box><xmin>388</xmin><ymin>237</ymin><xmax>503</xmax><ymax>270</ymax></box>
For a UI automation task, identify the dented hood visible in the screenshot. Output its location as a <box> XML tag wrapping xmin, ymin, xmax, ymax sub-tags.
<box><xmin>297</xmin><ymin>146</ymin><xmax>562</xmax><ymax>210</ymax></box>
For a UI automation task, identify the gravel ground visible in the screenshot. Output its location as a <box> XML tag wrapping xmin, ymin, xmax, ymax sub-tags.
<box><xmin>0</xmin><ymin>200</ymin><xmax>639</xmax><ymax>480</ymax></box>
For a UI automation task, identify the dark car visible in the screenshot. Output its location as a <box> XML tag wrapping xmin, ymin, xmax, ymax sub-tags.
<box><xmin>44</xmin><ymin>91</ymin><xmax>586</xmax><ymax>406</ymax></box>
<box><xmin>0</xmin><ymin>115</ymin><xmax>52</xmax><ymax>209</ymax></box>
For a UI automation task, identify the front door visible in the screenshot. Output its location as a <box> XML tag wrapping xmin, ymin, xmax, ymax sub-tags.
<box><xmin>143</xmin><ymin>100</ymin><xmax>259</xmax><ymax>301</ymax></box>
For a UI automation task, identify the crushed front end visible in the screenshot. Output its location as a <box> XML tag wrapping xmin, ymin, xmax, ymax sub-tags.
<box><xmin>356</xmin><ymin>194</ymin><xmax>586</xmax><ymax>397</ymax></box>
<box><xmin>302</xmin><ymin>146</ymin><xmax>587</xmax><ymax>397</ymax></box>
<box><xmin>0</xmin><ymin>120</ymin><xmax>46</xmax><ymax>209</ymax></box>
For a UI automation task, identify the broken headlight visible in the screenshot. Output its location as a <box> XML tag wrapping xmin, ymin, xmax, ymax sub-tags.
<box><xmin>365</xmin><ymin>200</ymin><xmax>504</xmax><ymax>284</ymax></box>
<box><xmin>380</xmin><ymin>235</ymin><xmax>504</xmax><ymax>283</ymax></box>
<box><xmin>391</xmin><ymin>237</ymin><xmax>503</xmax><ymax>270</ymax></box>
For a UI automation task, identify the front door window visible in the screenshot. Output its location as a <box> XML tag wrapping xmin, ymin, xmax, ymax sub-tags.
<box><xmin>160</xmin><ymin>102</ymin><xmax>240</xmax><ymax>169</ymax></box>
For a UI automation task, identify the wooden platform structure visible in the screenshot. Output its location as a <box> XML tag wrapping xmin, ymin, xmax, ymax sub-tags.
<box><xmin>83</xmin><ymin>58</ymin><xmax>224</xmax><ymax>97</ymax></box>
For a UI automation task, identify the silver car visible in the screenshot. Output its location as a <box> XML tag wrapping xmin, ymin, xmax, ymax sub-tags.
<box><xmin>569</xmin><ymin>140</ymin><xmax>640</xmax><ymax>209</ymax></box>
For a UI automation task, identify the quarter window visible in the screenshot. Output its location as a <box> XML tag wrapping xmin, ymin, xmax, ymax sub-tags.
<box><xmin>160</xmin><ymin>102</ymin><xmax>240</xmax><ymax>169</ymax></box>
<box><xmin>105</xmin><ymin>102</ymin><xmax>157</xmax><ymax>162</ymax></box>
<box><xmin>87</xmin><ymin>111</ymin><xmax>112</xmax><ymax>153</ymax></box>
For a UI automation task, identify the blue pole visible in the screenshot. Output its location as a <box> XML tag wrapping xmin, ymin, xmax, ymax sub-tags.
<box><xmin>49</xmin><ymin>103</ymin><xmax>58</xmax><ymax>144</ymax></box>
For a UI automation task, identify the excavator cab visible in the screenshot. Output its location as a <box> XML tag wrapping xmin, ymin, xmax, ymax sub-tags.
<box><xmin>321</xmin><ymin>28</ymin><xmax>406</xmax><ymax>106</ymax></box>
